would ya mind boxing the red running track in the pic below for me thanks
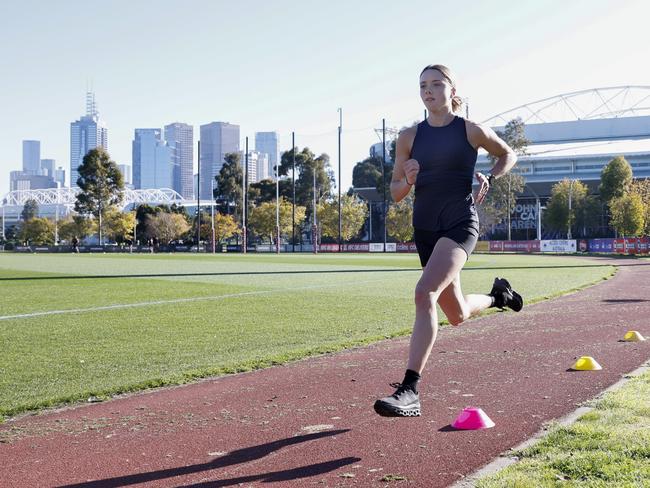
[1,257,649,487]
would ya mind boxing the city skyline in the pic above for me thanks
[2,0,650,196]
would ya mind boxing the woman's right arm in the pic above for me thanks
[390,128,417,203]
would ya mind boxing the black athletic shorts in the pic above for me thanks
[414,220,479,267]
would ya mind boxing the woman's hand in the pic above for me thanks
[473,172,490,204]
[404,159,420,186]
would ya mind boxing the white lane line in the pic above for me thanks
[0,278,391,322]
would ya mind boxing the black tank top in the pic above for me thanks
[410,116,478,231]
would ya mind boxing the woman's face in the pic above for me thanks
[420,69,455,112]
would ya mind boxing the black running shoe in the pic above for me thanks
[490,277,524,312]
[373,382,421,417]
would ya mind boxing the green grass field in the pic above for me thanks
[0,252,614,421]
[477,368,650,487]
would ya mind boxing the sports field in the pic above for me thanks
[0,252,614,421]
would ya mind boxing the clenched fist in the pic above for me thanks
[404,159,420,186]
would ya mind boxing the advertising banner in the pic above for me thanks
[540,240,577,253]
[587,238,614,253]
[489,241,504,252]
[396,242,417,252]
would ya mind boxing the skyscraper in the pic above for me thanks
[132,129,172,189]
[22,140,41,174]
[164,123,194,199]
[70,92,108,187]
[239,150,269,184]
[118,164,132,186]
[54,167,66,187]
[255,132,279,180]
[199,122,240,200]
[40,159,56,177]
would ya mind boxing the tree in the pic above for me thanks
[629,179,650,235]
[599,156,633,206]
[387,193,414,242]
[74,148,124,245]
[248,199,306,244]
[21,198,39,221]
[249,202,280,244]
[103,208,136,244]
[609,193,644,237]
[352,156,382,188]
[213,212,240,245]
[278,147,334,215]
[317,195,368,241]
[19,218,55,245]
[215,152,243,218]
[249,178,294,205]
[483,118,529,238]
[145,213,191,244]
[543,179,596,238]
[58,215,96,242]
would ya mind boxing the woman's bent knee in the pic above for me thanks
[414,285,437,309]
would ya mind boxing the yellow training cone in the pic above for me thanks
[623,330,646,342]
[571,356,602,371]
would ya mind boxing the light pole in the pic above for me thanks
[275,163,280,254]
[196,140,201,252]
[337,108,342,251]
[507,175,511,241]
[382,118,387,252]
[568,179,575,239]
[54,187,59,245]
[292,132,296,253]
[312,165,318,254]
[211,179,215,254]
[242,139,248,254]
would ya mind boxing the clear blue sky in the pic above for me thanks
[1,0,649,195]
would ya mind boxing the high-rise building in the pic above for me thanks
[40,159,56,177]
[164,123,194,199]
[240,150,258,184]
[70,92,108,187]
[54,167,66,187]
[255,132,279,180]
[22,140,41,174]
[132,129,172,189]
[199,122,239,200]
[256,152,270,182]
[118,164,132,186]
[10,171,57,191]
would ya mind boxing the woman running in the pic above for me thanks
[374,64,523,417]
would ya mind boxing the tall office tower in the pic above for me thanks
[256,152,270,182]
[132,129,172,189]
[40,159,56,177]
[118,164,132,185]
[22,140,41,174]
[164,122,194,199]
[70,91,108,187]
[255,131,279,179]
[199,122,239,200]
[54,167,66,187]
[239,150,259,184]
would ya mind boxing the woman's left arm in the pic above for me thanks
[468,122,517,179]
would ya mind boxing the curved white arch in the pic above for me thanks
[483,86,650,126]
[2,188,187,208]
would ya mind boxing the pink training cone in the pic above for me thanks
[451,407,495,430]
